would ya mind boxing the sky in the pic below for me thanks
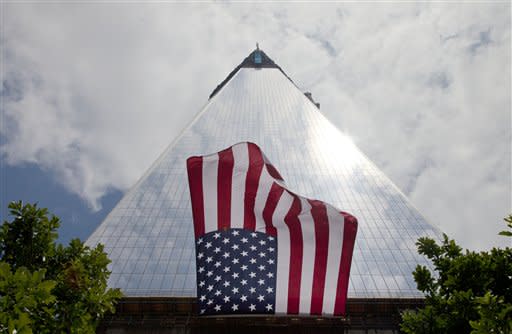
[1,2,510,251]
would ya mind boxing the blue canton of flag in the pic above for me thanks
[196,229,277,315]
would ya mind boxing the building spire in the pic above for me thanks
[256,42,259,50]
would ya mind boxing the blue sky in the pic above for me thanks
[0,163,121,244]
[1,3,510,249]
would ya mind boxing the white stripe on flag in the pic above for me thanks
[230,143,249,229]
[298,199,315,314]
[202,153,219,234]
[254,168,275,233]
[322,205,345,315]
[273,190,295,314]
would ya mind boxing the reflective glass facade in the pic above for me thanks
[86,66,443,298]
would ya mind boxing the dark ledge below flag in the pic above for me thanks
[97,297,424,333]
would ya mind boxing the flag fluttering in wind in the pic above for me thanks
[186,142,357,316]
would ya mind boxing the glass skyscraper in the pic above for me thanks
[88,48,443,332]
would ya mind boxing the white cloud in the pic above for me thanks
[1,3,510,249]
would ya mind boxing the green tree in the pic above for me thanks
[0,201,122,334]
[400,215,512,334]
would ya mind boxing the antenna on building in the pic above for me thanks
[256,42,259,50]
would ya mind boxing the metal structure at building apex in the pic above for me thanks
[87,47,443,333]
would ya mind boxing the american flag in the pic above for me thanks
[187,142,357,316]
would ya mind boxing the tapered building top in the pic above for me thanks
[209,47,293,99]
[86,48,442,299]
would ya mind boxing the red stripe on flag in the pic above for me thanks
[333,212,358,315]
[262,183,283,237]
[244,143,264,231]
[217,148,234,231]
[265,163,284,181]
[285,194,303,314]
[309,200,329,315]
[186,156,205,238]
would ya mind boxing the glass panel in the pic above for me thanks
[254,51,262,64]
